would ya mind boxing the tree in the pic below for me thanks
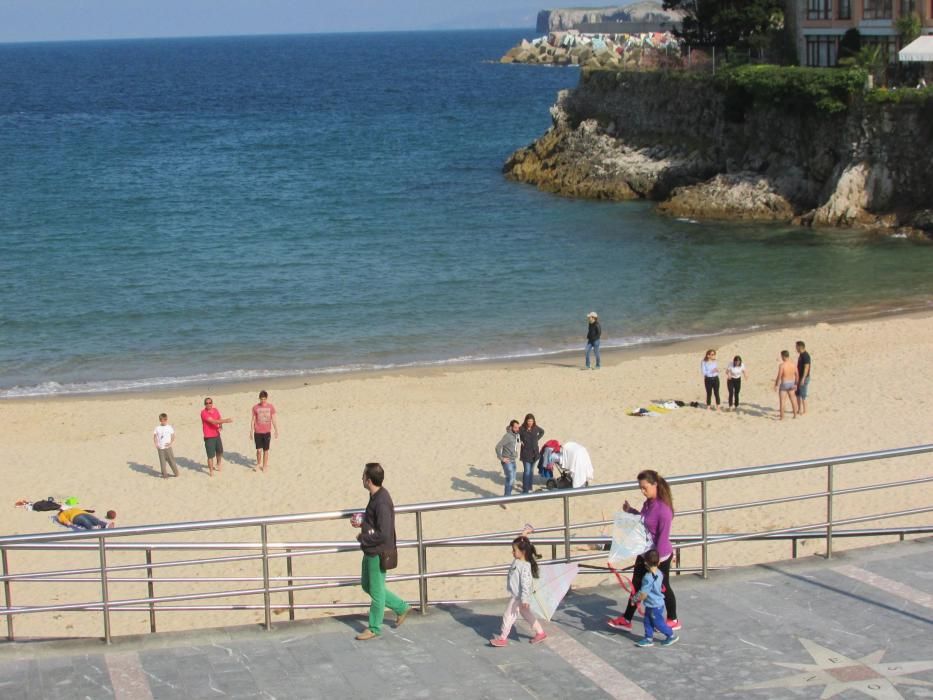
[839,28,861,62]
[895,13,922,47]
[663,0,785,50]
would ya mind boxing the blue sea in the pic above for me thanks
[1,30,931,398]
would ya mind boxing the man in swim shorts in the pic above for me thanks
[773,350,799,420]
[796,341,811,415]
[250,390,279,472]
[201,397,233,477]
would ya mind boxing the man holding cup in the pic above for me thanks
[351,462,410,640]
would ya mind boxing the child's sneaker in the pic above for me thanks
[635,638,654,648]
[666,618,682,631]
[489,637,508,647]
[530,631,548,644]
[607,616,632,631]
[660,634,680,647]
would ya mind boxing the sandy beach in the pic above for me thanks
[2,311,932,639]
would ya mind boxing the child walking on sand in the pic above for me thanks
[490,535,547,647]
[634,549,680,648]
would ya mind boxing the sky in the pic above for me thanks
[0,0,548,43]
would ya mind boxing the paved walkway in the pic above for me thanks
[1,538,931,699]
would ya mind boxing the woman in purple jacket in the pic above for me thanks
[608,469,681,632]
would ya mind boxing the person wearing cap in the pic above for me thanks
[585,312,601,370]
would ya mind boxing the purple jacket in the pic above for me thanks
[640,498,674,559]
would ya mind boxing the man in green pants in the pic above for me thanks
[352,462,411,640]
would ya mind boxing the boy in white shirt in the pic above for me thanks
[153,413,179,478]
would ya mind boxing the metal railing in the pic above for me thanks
[1,444,931,643]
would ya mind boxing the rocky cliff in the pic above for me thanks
[536,3,681,33]
[504,70,933,236]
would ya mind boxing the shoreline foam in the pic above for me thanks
[3,300,930,400]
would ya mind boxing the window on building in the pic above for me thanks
[900,0,917,15]
[806,36,838,66]
[839,0,852,18]
[807,0,832,19]
[863,35,898,63]
[863,0,893,18]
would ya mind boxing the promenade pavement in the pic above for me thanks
[0,537,931,699]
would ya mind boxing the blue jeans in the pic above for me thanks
[521,461,535,493]
[501,460,516,496]
[585,340,601,368]
[643,606,673,640]
[72,513,107,530]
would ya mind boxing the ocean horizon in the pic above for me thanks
[2,30,932,398]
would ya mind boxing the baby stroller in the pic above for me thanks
[544,441,593,490]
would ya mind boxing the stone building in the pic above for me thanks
[789,0,933,66]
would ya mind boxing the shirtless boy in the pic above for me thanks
[773,350,799,420]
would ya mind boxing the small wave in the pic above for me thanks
[0,328,741,399]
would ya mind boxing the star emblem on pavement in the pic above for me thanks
[737,638,933,699]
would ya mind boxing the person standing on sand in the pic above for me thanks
[774,351,799,420]
[796,341,811,415]
[201,397,233,477]
[585,312,601,370]
[153,412,179,478]
[701,349,721,410]
[518,413,545,494]
[495,420,522,496]
[726,356,748,411]
[249,390,279,472]
[351,462,410,641]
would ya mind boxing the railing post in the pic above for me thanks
[286,548,295,621]
[826,464,835,559]
[98,535,112,644]
[701,481,709,579]
[260,524,272,631]
[416,512,427,615]
[792,538,798,559]
[2,547,13,641]
[145,548,156,634]
[674,547,681,576]
[563,495,571,561]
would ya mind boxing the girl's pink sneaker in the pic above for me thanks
[530,631,548,644]
[489,637,508,647]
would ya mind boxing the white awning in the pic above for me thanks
[899,35,933,62]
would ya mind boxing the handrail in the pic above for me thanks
[2,444,929,546]
[0,443,930,643]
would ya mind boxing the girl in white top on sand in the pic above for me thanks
[726,356,748,411]
[489,534,547,647]
[700,349,721,410]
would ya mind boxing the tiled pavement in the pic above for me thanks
[1,537,930,699]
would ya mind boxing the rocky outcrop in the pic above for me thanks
[500,32,681,69]
[504,70,933,235]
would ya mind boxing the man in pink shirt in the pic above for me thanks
[249,390,279,472]
[201,397,233,477]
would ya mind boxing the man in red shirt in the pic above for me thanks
[201,397,233,477]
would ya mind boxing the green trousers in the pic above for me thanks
[361,553,408,634]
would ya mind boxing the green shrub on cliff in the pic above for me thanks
[865,85,933,105]
[718,64,867,117]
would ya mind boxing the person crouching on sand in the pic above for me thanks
[773,350,799,420]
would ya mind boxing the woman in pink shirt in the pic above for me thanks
[608,469,680,632]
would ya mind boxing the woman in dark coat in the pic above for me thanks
[518,413,545,494]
